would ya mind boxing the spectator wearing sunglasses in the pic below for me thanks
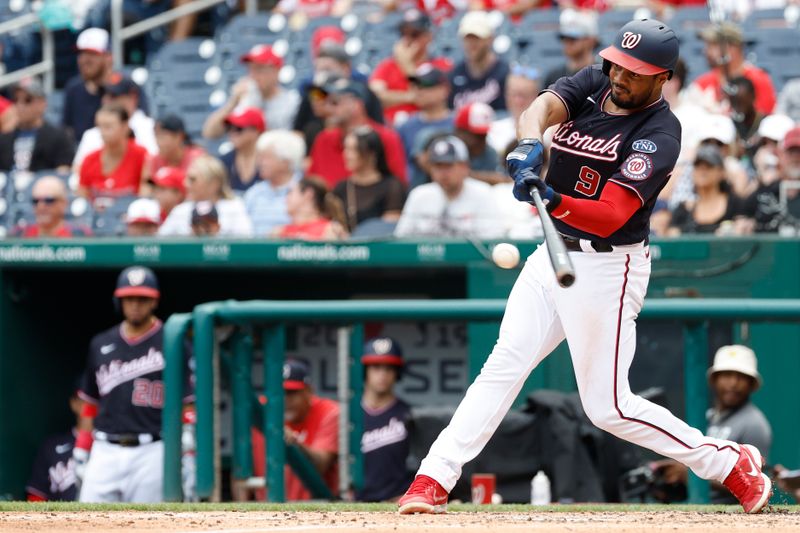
[541,10,598,90]
[448,12,510,112]
[220,107,266,192]
[369,10,452,126]
[11,176,91,238]
[0,78,75,173]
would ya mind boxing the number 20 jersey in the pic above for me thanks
[79,320,166,436]
[543,65,681,245]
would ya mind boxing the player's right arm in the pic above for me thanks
[516,92,569,142]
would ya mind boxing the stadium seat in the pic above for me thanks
[668,6,711,34]
[147,38,211,72]
[520,8,562,33]
[598,9,637,36]
[743,8,795,30]
[92,196,136,237]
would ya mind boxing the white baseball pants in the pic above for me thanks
[79,440,164,502]
[419,243,740,492]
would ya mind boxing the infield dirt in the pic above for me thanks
[2,510,800,532]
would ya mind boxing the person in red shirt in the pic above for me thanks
[369,10,452,125]
[78,104,148,199]
[149,166,186,222]
[145,114,204,185]
[309,79,408,188]
[691,22,777,116]
[274,177,348,240]
[251,359,340,501]
[11,175,91,238]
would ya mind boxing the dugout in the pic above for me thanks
[0,236,799,500]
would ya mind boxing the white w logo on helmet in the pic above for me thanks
[620,32,642,49]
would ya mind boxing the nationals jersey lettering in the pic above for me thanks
[543,65,681,244]
[357,399,413,502]
[26,431,78,501]
[80,321,166,435]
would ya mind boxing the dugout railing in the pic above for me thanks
[162,298,800,505]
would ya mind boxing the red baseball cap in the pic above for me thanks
[149,166,186,194]
[225,107,267,132]
[455,102,495,135]
[312,26,346,57]
[783,126,800,150]
[240,44,283,67]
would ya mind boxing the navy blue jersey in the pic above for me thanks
[544,65,681,245]
[449,59,510,111]
[357,398,413,502]
[26,430,78,501]
[80,320,170,435]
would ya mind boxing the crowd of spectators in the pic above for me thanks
[2,3,800,241]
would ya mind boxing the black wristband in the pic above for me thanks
[545,192,562,213]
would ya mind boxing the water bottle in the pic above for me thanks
[530,470,551,505]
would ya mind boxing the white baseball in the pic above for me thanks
[492,243,520,269]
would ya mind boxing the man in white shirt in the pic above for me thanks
[73,74,157,170]
[487,65,539,156]
[395,135,505,238]
[202,44,300,138]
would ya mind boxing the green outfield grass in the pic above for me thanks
[1,502,799,513]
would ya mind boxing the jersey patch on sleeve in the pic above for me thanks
[632,139,657,153]
[621,153,654,180]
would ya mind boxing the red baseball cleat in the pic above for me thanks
[398,475,449,514]
[723,444,772,514]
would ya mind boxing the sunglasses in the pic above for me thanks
[15,96,34,105]
[402,31,424,40]
[309,88,328,102]
[226,124,246,133]
[32,196,59,205]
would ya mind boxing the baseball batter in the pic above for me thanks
[399,20,771,515]
[73,266,193,502]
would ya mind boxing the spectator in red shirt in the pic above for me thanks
[251,360,340,501]
[11,176,91,238]
[78,104,148,200]
[309,79,408,188]
[145,114,204,185]
[274,177,348,240]
[369,10,452,125]
[148,166,186,221]
[691,22,777,116]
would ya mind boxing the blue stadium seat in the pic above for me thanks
[598,9,637,36]
[668,6,711,34]
[147,38,211,72]
[743,8,794,30]
[92,195,136,237]
[520,8,561,33]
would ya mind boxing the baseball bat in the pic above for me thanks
[529,186,576,288]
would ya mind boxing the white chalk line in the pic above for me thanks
[173,523,531,533]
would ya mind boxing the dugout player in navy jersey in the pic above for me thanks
[400,20,772,516]
[357,337,413,502]
[26,385,83,501]
[73,266,193,502]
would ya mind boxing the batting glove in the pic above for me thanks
[506,138,544,181]
[512,168,562,209]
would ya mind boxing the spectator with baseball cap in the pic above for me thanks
[0,78,75,173]
[397,64,454,188]
[746,126,800,232]
[11,175,91,238]
[692,21,776,116]
[74,73,157,171]
[203,44,300,139]
[749,114,795,184]
[308,78,407,188]
[220,107,266,192]
[666,145,752,236]
[541,9,598,90]
[453,102,505,184]
[395,135,504,238]
[293,43,385,148]
[369,10,452,125]
[652,345,771,504]
[190,201,221,237]
[146,114,205,182]
[357,337,413,502]
[62,28,151,144]
[448,11,509,112]
[250,359,340,501]
[159,154,253,236]
[487,64,539,156]
[149,166,186,221]
[126,198,161,236]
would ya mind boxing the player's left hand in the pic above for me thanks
[512,168,560,207]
